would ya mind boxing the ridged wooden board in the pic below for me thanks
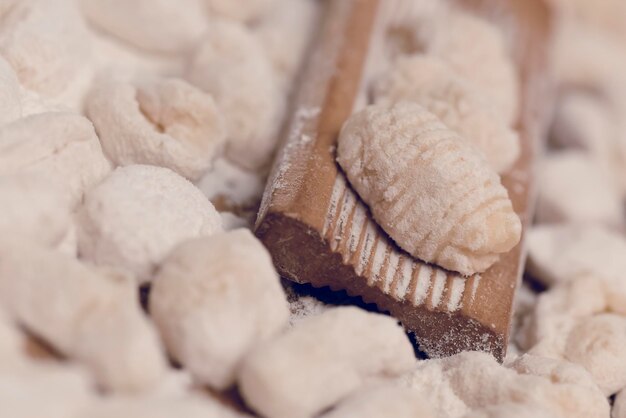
[256,0,552,361]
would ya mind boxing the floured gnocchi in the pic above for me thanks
[185,20,283,171]
[79,0,209,54]
[0,0,92,98]
[0,112,111,204]
[373,55,520,173]
[86,77,226,180]
[76,165,222,282]
[337,101,521,275]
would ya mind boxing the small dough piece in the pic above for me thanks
[337,101,521,275]
[526,224,625,286]
[0,175,72,248]
[551,13,626,93]
[86,78,226,180]
[518,276,607,353]
[0,242,167,393]
[0,363,94,418]
[0,0,91,98]
[526,224,626,313]
[253,0,320,91]
[536,151,622,227]
[206,0,279,23]
[510,353,606,393]
[421,12,519,124]
[150,230,289,389]
[562,314,626,396]
[18,86,68,117]
[550,91,617,162]
[196,158,266,211]
[185,20,283,171]
[83,395,250,418]
[87,26,186,83]
[219,212,250,230]
[404,351,609,418]
[0,112,111,204]
[0,56,21,126]
[462,403,555,418]
[319,385,435,418]
[238,307,415,418]
[79,0,209,54]
[373,55,520,173]
[381,1,449,63]
[76,165,222,282]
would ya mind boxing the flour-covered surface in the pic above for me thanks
[1,0,626,417]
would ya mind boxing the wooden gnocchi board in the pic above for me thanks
[256,0,552,361]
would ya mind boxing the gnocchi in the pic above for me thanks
[0,174,72,248]
[86,77,226,180]
[526,224,626,314]
[79,0,209,54]
[205,0,279,23]
[0,0,91,98]
[420,12,520,124]
[373,55,520,173]
[0,112,111,204]
[185,20,283,171]
[238,307,415,418]
[0,240,167,392]
[337,101,521,275]
[253,0,320,92]
[150,230,289,389]
[562,314,626,396]
[319,385,435,418]
[404,351,609,418]
[536,151,622,227]
[76,165,222,282]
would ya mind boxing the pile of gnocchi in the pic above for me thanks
[1,0,626,418]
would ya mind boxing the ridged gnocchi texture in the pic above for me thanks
[337,101,521,275]
[86,77,226,180]
[185,20,283,171]
[373,55,520,173]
